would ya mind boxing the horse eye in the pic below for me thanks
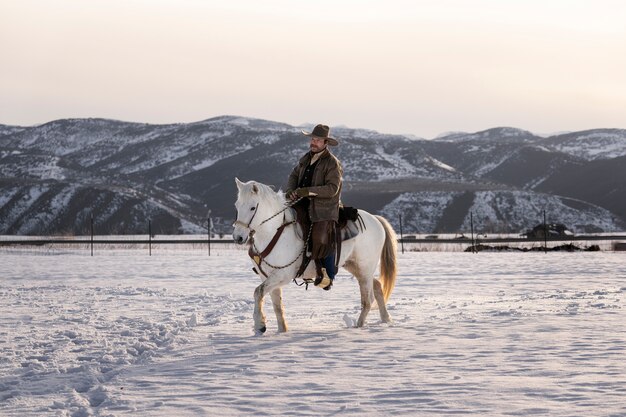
[250,207,256,211]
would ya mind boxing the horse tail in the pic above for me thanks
[375,215,397,303]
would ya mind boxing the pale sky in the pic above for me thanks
[1,0,625,138]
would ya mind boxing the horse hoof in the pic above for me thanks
[255,326,266,335]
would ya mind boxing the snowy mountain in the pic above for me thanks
[380,190,622,234]
[543,129,626,160]
[424,128,547,176]
[0,117,624,235]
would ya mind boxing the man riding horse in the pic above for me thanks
[285,124,343,290]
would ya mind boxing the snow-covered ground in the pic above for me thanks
[1,247,625,416]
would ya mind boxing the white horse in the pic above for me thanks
[232,178,397,334]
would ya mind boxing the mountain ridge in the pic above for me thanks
[1,116,624,235]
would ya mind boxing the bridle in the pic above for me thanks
[233,197,309,278]
[233,196,304,236]
[233,202,260,231]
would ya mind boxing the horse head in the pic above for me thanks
[232,178,283,245]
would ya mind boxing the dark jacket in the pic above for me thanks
[285,148,343,222]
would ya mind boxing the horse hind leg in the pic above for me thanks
[270,287,288,333]
[373,279,392,323]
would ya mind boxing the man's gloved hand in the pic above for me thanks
[289,188,309,201]
[295,188,310,198]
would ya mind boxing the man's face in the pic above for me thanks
[309,136,327,153]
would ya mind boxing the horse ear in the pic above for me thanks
[252,183,259,194]
[235,177,244,190]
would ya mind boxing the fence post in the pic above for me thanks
[149,219,152,256]
[470,211,475,253]
[399,213,404,254]
[208,215,211,257]
[90,214,94,256]
[543,209,547,254]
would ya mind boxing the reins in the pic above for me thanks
[257,197,304,228]
[237,196,309,278]
[251,220,313,279]
[234,197,304,232]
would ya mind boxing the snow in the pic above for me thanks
[1,185,49,232]
[427,156,456,172]
[549,131,626,160]
[179,219,207,234]
[0,187,20,208]
[433,131,468,139]
[470,150,510,176]
[48,186,78,216]
[466,191,624,234]
[381,192,458,232]
[434,128,534,143]
[372,146,420,179]
[228,117,251,126]
[2,247,624,416]
[380,190,624,235]
[0,155,67,180]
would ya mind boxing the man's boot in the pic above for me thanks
[314,253,336,290]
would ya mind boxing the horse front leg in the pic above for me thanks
[270,287,288,333]
[356,279,373,327]
[253,282,268,334]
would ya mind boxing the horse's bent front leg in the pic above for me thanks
[270,287,288,332]
[253,282,268,334]
[356,279,373,327]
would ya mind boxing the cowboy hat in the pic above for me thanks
[301,124,338,146]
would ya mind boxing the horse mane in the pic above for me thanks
[238,180,286,209]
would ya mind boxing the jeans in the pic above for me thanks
[321,252,336,280]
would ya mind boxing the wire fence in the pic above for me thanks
[1,233,625,255]
[1,208,625,254]
[392,209,626,253]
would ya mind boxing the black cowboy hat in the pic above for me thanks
[301,124,338,146]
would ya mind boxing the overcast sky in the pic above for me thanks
[1,0,625,138]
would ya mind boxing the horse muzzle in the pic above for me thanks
[232,227,249,245]
[233,234,248,245]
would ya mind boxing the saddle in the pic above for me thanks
[292,204,366,278]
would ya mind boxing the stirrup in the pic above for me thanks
[314,268,333,290]
[292,276,316,290]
